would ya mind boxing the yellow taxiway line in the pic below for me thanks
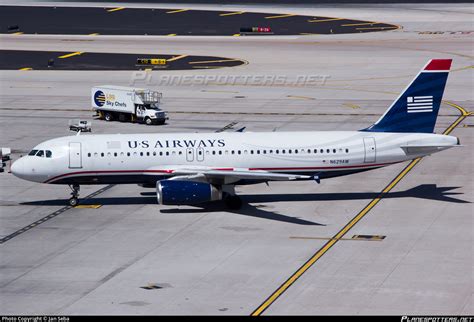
[307,18,343,23]
[356,26,398,30]
[107,7,125,13]
[220,11,245,16]
[166,9,189,14]
[265,14,296,19]
[167,54,188,62]
[58,51,84,59]
[286,95,315,100]
[343,103,361,109]
[189,59,241,64]
[342,22,377,27]
[251,101,469,316]
[19,67,32,71]
[74,205,102,209]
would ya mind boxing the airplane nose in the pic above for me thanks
[11,158,26,179]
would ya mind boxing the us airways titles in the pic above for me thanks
[128,139,226,149]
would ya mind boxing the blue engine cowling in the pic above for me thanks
[156,180,222,205]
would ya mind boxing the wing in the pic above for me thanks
[145,165,310,185]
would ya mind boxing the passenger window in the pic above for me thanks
[114,152,117,157]
[153,151,156,156]
[219,151,222,155]
[333,149,336,153]
[346,149,349,153]
[127,152,130,157]
[28,150,38,156]
[87,153,91,158]
[46,150,52,158]
[140,152,143,156]
[146,152,150,156]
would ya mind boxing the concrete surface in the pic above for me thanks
[0,2,472,315]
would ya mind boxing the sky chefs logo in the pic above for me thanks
[94,90,106,107]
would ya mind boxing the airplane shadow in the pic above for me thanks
[21,184,469,226]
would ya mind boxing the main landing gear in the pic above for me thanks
[222,185,242,210]
[68,184,80,207]
[224,195,242,210]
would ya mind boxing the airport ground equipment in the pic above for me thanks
[91,85,167,125]
[1,147,11,173]
[69,120,92,133]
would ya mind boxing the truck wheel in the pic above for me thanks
[104,112,113,122]
[145,117,153,125]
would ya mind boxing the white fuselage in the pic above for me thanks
[11,131,458,185]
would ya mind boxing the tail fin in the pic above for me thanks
[363,59,452,133]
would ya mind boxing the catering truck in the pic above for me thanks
[92,85,167,125]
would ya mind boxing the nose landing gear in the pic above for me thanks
[68,184,80,207]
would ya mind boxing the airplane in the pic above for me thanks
[11,59,460,209]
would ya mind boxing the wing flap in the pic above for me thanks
[145,166,310,182]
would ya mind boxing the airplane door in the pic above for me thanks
[363,137,376,163]
[69,142,82,168]
[196,148,204,162]
[186,148,194,162]
[136,105,146,118]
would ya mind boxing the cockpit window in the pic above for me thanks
[46,150,52,158]
[36,150,44,157]
[28,150,38,156]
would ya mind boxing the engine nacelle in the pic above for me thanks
[156,180,222,205]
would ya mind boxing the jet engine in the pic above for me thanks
[156,180,222,205]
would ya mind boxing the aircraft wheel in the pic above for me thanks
[69,197,79,207]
